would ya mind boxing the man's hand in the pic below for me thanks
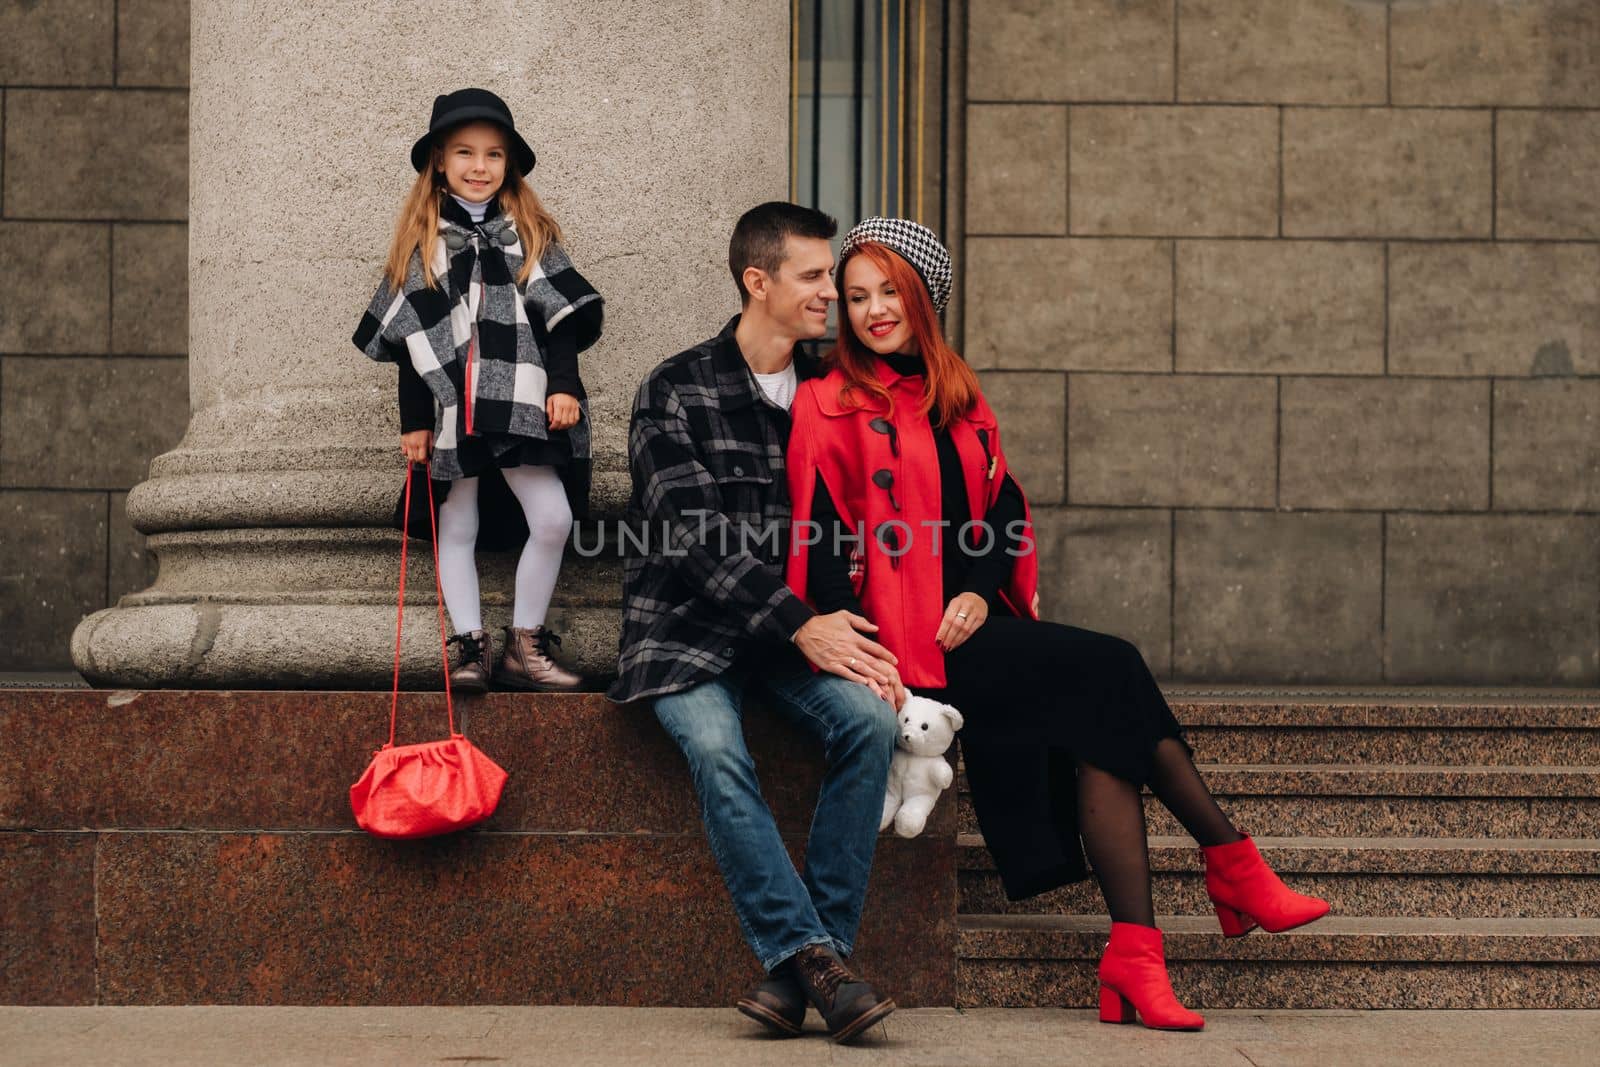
[794,611,906,709]
[401,429,433,463]
[547,393,581,431]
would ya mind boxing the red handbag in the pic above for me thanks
[350,463,507,838]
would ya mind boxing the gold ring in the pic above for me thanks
[956,612,969,619]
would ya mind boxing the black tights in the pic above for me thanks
[1076,738,1243,926]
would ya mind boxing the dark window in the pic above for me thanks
[791,0,950,234]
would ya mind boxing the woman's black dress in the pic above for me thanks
[806,354,1188,900]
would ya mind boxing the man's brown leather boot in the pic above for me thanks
[446,630,493,693]
[494,625,582,691]
[784,945,895,1044]
[735,971,807,1036]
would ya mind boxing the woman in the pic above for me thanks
[784,218,1328,1032]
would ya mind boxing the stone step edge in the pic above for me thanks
[1170,703,1600,728]
[11,688,1600,722]
[958,914,1600,963]
[955,834,1600,875]
[958,765,1600,799]
[1198,763,1600,774]
[1177,764,1600,799]
[1163,685,1600,703]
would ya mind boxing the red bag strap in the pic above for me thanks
[389,462,456,747]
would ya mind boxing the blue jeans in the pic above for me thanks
[653,654,897,972]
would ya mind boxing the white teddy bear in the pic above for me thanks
[880,694,964,838]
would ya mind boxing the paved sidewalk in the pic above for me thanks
[5,1007,1597,1066]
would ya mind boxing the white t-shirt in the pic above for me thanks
[752,363,798,411]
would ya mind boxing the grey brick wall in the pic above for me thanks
[964,0,1600,684]
[0,0,189,669]
[3,1,1595,686]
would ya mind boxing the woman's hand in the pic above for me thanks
[1032,591,1041,617]
[401,429,434,463]
[936,592,988,652]
[547,393,581,431]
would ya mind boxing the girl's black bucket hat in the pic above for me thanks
[411,88,536,175]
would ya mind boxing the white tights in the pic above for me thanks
[435,464,572,634]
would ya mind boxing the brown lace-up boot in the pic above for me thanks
[784,945,895,1044]
[446,630,493,693]
[494,625,583,691]
[736,971,807,1037]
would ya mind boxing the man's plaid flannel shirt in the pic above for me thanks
[607,316,820,704]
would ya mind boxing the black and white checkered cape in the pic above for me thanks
[353,203,603,480]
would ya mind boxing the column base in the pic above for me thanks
[73,598,621,690]
[71,526,623,689]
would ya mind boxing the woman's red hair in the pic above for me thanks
[829,241,980,426]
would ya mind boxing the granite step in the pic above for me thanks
[1185,725,1600,767]
[957,765,1600,838]
[9,687,1596,1008]
[957,834,1600,919]
[0,690,959,1007]
[1180,707,1600,766]
[957,914,1600,1009]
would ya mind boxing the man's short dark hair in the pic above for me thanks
[729,201,838,303]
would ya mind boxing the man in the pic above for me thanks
[608,202,905,1043]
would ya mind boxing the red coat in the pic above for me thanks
[785,362,1040,687]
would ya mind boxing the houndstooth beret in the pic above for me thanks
[838,216,953,313]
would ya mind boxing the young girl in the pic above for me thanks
[354,88,602,691]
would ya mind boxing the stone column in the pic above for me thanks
[73,0,788,687]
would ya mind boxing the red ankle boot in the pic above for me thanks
[1202,835,1330,937]
[1097,922,1204,1031]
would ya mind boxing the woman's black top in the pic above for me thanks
[807,352,1025,617]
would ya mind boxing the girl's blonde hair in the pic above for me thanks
[382,128,562,291]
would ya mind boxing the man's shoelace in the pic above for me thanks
[795,951,853,1000]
